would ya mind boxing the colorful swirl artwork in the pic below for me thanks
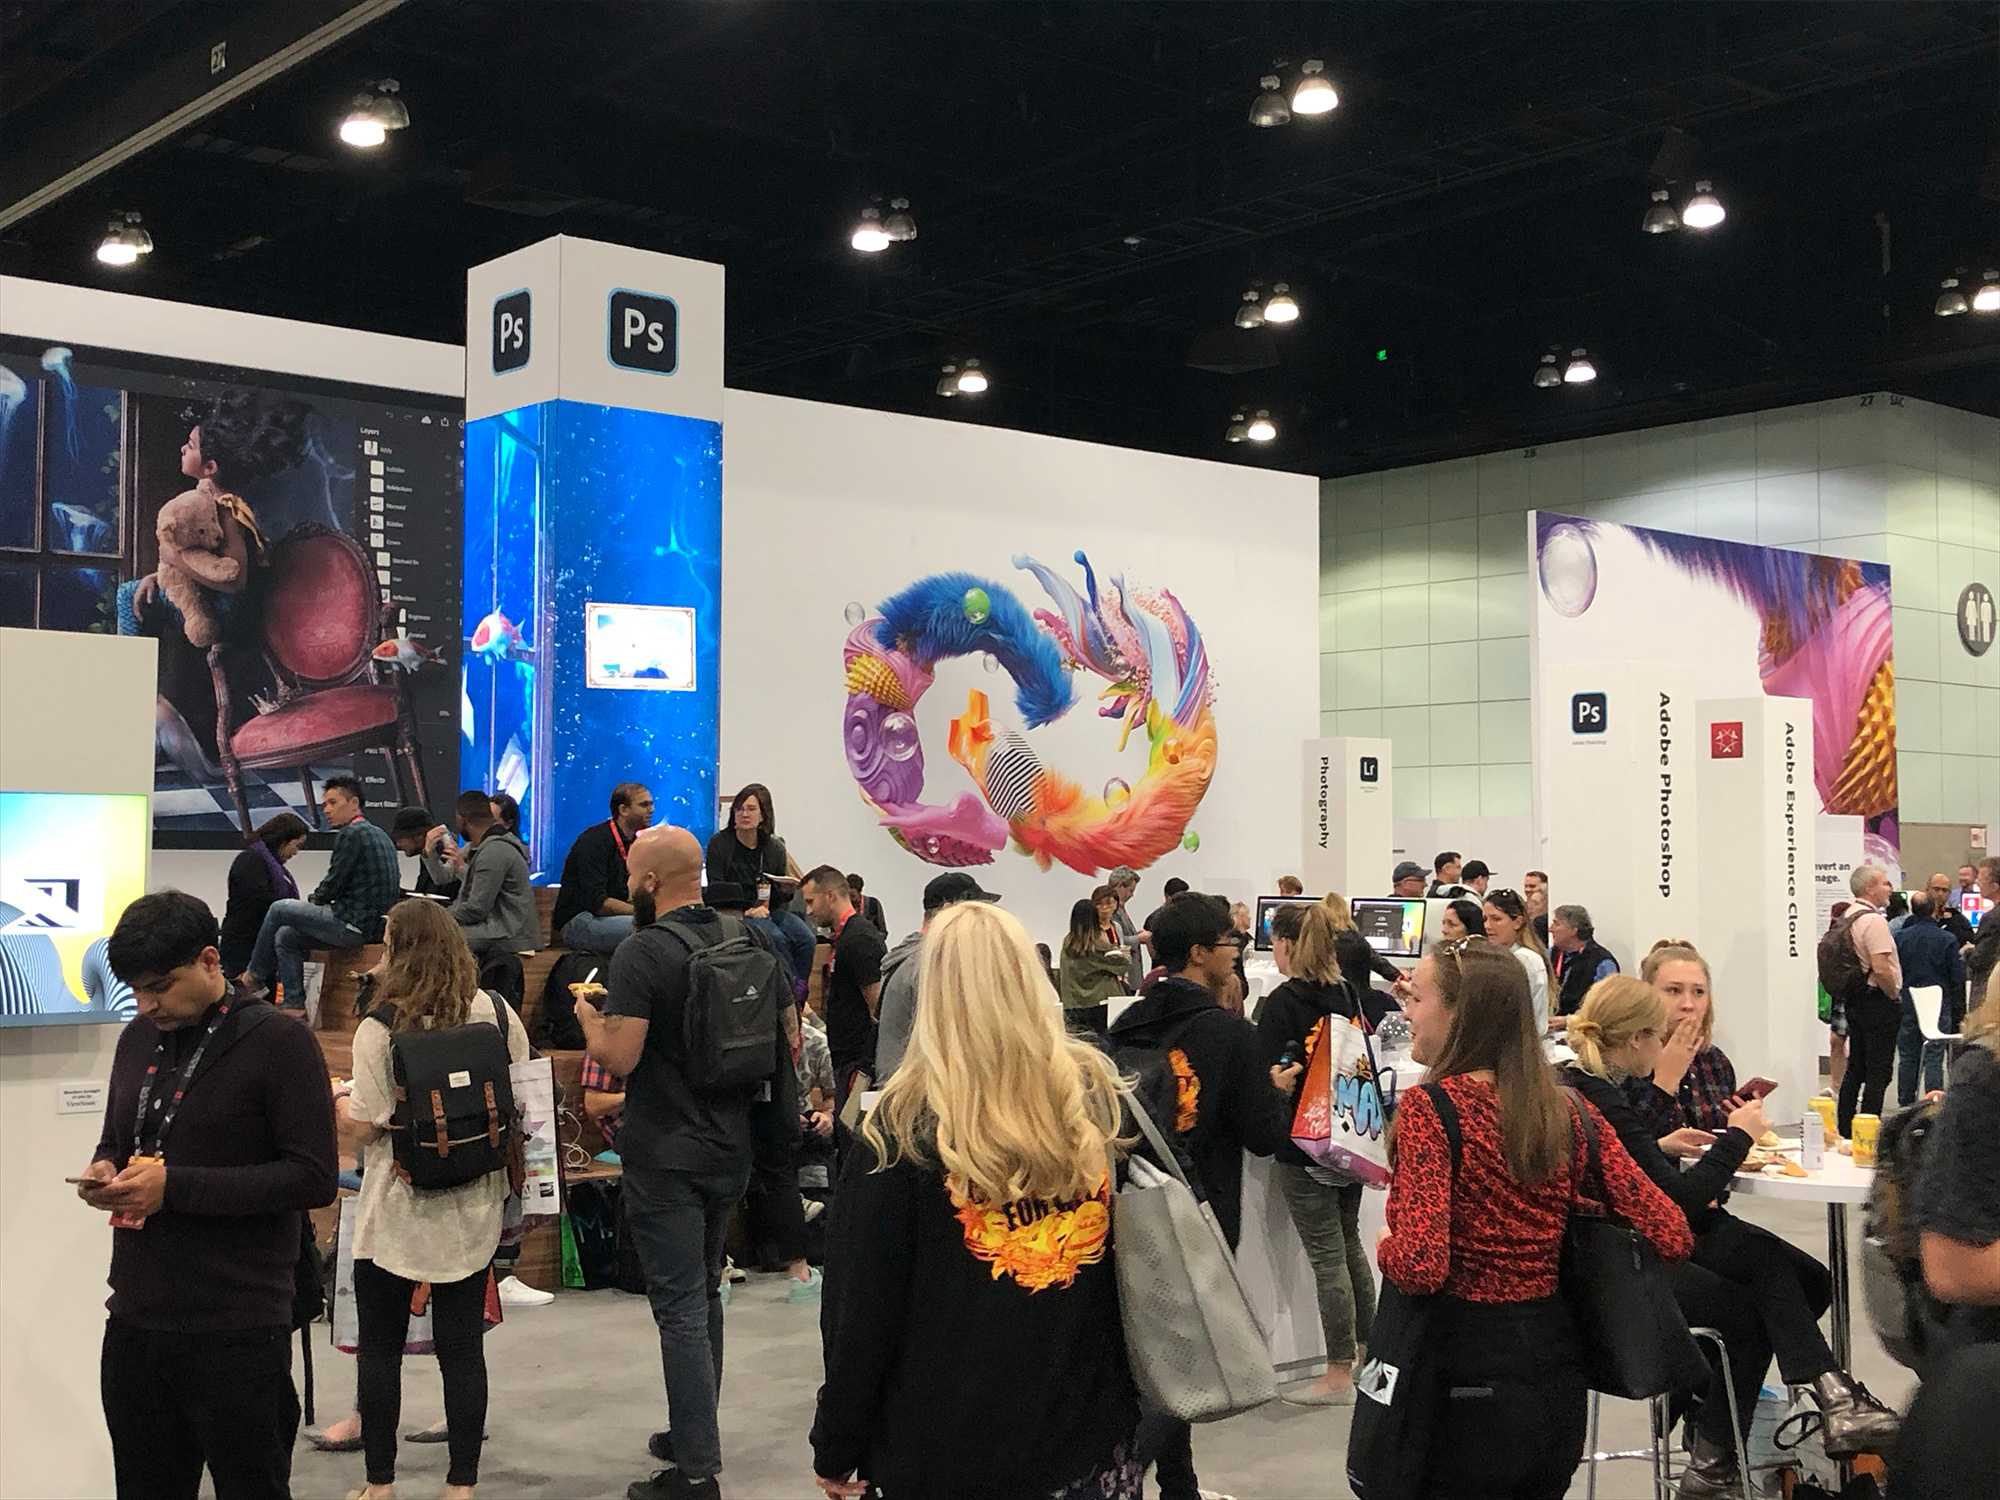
[841,552,1217,876]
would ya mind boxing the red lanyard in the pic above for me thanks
[608,819,629,861]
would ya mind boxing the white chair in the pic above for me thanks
[1911,983,1961,1088]
[1584,1327,1751,1500]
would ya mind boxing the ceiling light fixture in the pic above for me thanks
[1263,283,1299,323]
[1680,180,1724,230]
[1234,290,1266,329]
[338,79,408,149]
[1248,75,1291,128]
[1973,270,2000,314]
[936,363,960,397]
[1291,59,1338,115]
[1934,274,1969,317]
[851,208,890,253]
[1533,352,1563,388]
[95,212,154,267]
[1246,410,1277,442]
[954,358,988,395]
[1641,188,1680,234]
[1563,348,1597,384]
[1224,412,1250,443]
[882,198,917,243]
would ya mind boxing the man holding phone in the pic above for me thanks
[75,891,338,1500]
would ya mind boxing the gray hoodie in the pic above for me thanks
[871,931,926,1081]
[450,826,540,955]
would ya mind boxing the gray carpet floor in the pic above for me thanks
[286,1194,1914,1500]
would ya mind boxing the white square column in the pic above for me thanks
[1696,698,1818,1112]
[1300,738,1393,898]
[1541,662,1699,972]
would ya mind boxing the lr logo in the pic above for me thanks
[1572,692,1607,734]
[1358,756,1380,784]
[608,289,678,374]
[492,290,531,373]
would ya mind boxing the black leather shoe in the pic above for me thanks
[1811,1370,1901,1456]
[627,1471,718,1500]
[647,1431,674,1463]
[1676,1427,1743,1499]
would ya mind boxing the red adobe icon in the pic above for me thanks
[1710,721,1744,759]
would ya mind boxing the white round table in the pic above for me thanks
[1723,1151,1874,1371]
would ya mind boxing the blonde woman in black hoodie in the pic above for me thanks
[812,901,1141,1500]
[1257,901,1377,1405]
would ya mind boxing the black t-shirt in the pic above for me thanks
[703,828,788,895]
[553,820,629,931]
[604,905,756,1177]
[1916,1043,2000,1345]
[826,911,887,1081]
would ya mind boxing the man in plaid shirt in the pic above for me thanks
[578,1055,625,1149]
[242,775,401,1010]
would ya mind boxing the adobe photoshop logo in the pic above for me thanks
[608,290,678,374]
[1358,755,1380,784]
[1571,692,1607,734]
[492,290,531,374]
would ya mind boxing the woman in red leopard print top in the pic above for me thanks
[1374,940,1691,1499]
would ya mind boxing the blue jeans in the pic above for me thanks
[559,910,633,955]
[763,907,817,998]
[620,1162,750,1480]
[246,899,361,1008]
[1896,989,1947,1105]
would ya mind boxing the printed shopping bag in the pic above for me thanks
[1289,1013,1395,1185]
[500,1055,562,1246]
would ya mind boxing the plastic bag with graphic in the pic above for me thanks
[1289,1013,1395,1185]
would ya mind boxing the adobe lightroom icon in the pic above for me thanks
[1571,692,1607,734]
[1358,756,1379,784]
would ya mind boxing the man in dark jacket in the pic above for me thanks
[449,789,540,961]
[1896,893,1971,1103]
[1105,891,1297,1500]
[1965,859,2000,1007]
[1550,903,1620,1018]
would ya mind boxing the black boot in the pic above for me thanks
[1811,1370,1901,1457]
[1676,1426,1743,1499]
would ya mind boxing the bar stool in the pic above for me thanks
[1583,1328,1751,1500]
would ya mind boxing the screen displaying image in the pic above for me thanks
[1253,894,1320,951]
[1964,892,1990,930]
[1351,897,1427,957]
[585,601,695,691]
[0,790,146,1025]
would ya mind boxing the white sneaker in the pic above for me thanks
[1198,1491,1238,1500]
[496,1274,554,1306]
[724,1257,748,1283]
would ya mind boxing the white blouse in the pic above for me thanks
[1511,943,1551,1033]
[348,990,530,1284]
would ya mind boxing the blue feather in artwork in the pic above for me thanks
[873,571,1075,728]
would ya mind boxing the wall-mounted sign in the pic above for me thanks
[1958,582,1994,658]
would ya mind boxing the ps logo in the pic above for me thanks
[1358,756,1379,784]
[1572,692,1607,734]
[608,289,678,374]
[492,291,531,374]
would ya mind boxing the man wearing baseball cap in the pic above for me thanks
[1391,861,1427,899]
[872,872,1000,1081]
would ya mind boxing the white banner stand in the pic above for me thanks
[1300,737,1394,899]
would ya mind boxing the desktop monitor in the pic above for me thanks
[1253,895,1321,951]
[0,790,147,1025]
[1351,897,1427,958]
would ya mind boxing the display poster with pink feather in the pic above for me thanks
[1530,511,1898,872]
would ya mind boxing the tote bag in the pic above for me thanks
[1289,1012,1395,1186]
[501,1054,562,1246]
[1111,1104,1276,1422]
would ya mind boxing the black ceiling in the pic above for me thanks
[3,0,1996,477]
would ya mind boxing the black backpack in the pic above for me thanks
[376,993,520,1190]
[536,950,604,1051]
[1862,1093,1956,1374]
[1816,910,1870,1003]
[658,915,783,1091]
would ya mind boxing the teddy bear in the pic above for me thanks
[153,488,244,649]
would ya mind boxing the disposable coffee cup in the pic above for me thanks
[1851,1113,1880,1167]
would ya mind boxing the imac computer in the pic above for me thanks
[1350,897,1427,959]
[1253,895,1321,951]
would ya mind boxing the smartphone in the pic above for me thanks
[64,1175,101,1185]
[1279,1043,1302,1069]
[1738,1076,1780,1100]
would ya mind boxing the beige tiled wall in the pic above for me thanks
[1319,396,2000,829]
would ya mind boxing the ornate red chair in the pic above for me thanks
[208,524,427,833]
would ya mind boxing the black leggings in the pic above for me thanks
[354,1259,489,1488]
[1838,989,1900,1135]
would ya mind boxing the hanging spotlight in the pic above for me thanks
[338,80,408,148]
[883,198,917,243]
[1246,410,1277,442]
[1533,353,1563,388]
[954,358,988,394]
[1972,271,2000,314]
[1248,75,1291,128]
[95,212,154,267]
[1680,180,1724,230]
[1224,412,1250,443]
[851,208,891,253]
[936,363,960,397]
[1934,274,1970,317]
[1263,283,1300,323]
[1291,59,1338,115]
[1234,290,1266,329]
[1562,348,1597,384]
[1641,188,1680,234]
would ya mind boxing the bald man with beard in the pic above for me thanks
[576,825,792,1500]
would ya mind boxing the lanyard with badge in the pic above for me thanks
[114,997,234,1230]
